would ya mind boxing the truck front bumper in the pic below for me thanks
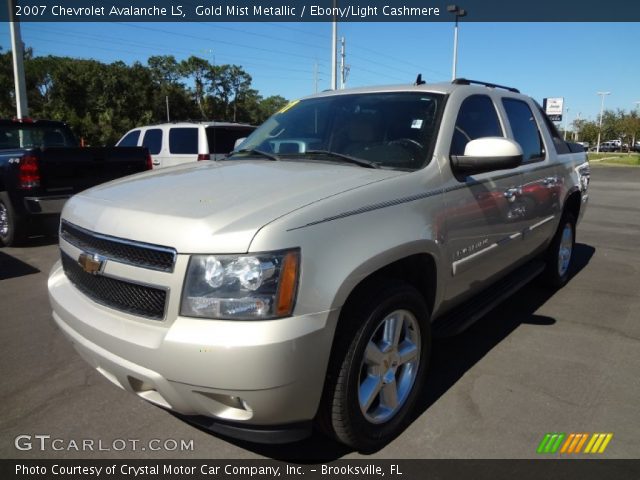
[48,261,338,442]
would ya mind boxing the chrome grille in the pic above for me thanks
[60,220,176,272]
[61,252,167,320]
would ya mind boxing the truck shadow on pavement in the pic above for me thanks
[192,243,595,462]
[0,251,40,280]
[0,235,58,280]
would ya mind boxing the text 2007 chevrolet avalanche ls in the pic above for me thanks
[48,79,589,451]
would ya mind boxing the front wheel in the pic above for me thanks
[320,283,430,452]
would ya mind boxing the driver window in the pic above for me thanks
[450,95,503,156]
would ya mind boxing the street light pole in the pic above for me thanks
[596,91,611,154]
[452,17,459,81]
[633,101,640,151]
[447,5,467,81]
[8,0,29,119]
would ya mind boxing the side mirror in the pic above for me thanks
[233,137,246,149]
[451,137,523,176]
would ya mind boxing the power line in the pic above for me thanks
[20,29,325,76]
[118,21,428,82]
[349,43,449,79]
[193,22,327,52]
[116,22,324,63]
[264,22,327,39]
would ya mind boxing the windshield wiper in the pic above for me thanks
[302,150,380,169]
[228,148,280,161]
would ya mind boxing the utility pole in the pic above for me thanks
[166,95,170,122]
[331,8,337,90]
[573,112,581,142]
[203,48,215,121]
[8,0,29,118]
[313,62,319,93]
[596,91,610,154]
[563,106,569,140]
[233,79,240,122]
[340,37,350,90]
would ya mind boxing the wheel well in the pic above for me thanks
[343,253,437,317]
[565,190,581,220]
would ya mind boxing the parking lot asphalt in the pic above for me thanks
[1,166,638,460]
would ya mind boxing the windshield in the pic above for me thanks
[231,92,443,171]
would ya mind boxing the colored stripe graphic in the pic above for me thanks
[560,433,575,453]
[584,434,598,453]
[537,433,566,453]
[537,433,553,453]
[575,433,589,453]
[550,433,565,453]
[540,433,613,454]
[585,433,614,454]
[598,434,614,453]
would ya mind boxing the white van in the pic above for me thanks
[116,122,255,169]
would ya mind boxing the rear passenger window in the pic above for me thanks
[450,95,503,156]
[169,128,198,154]
[142,129,162,155]
[118,130,140,147]
[502,99,544,162]
[536,103,570,154]
[206,127,256,154]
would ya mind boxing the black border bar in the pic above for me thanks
[3,0,640,22]
[4,459,640,480]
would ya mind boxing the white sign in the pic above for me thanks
[544,97,564,116]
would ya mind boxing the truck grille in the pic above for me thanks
[60,220,176,272]
[61,252,167,320]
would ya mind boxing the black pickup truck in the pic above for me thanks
[0,118,151,246]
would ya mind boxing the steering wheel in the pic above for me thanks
[387,138,426,159]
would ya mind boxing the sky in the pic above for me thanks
[1,20,639,125]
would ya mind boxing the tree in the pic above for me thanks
[257,95,288,122]
[0,46,287,143]
[180,56,211,119]
[147,55,195,122]
[147,55,182,86]
[577,121,600,146]
[618,111,640,149]
[208,64,253,121]
[0,47,15,117]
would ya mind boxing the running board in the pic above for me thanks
[433,260,546,338]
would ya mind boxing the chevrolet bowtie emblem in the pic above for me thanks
[78,252,104,275]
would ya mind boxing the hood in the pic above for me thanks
[62,160,403,253]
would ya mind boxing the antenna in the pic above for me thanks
[415,74,426,86]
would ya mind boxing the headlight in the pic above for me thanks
[180,249,300,320]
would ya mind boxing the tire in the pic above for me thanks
[319,282,431,452]
[0,194,26,247]
[543,211,576,288]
